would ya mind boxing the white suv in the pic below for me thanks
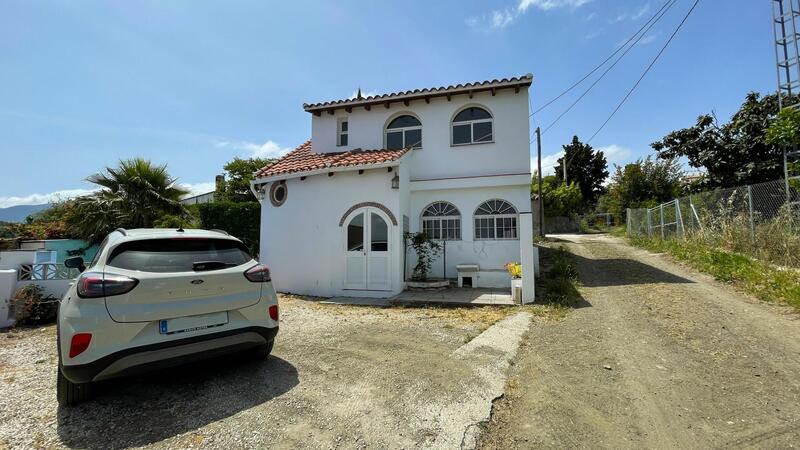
[57,228,279,406]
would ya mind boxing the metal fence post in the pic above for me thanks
[688,194,694,231]
[747,184,755,240]
[660,203,665,239]
[626,208,631,235]
[647,208,652,237]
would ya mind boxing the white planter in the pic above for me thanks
[511,278,523,303]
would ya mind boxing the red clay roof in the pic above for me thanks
[254,140,409,178]
[303,74,533,112]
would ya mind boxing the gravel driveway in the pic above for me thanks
[0,295,534,449]
[480,234,800,449]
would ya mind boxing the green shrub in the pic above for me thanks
[629,235,800,311]
[11,285,58,325]
[196,202,261,255]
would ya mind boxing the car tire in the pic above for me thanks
[250,339,274,360]
[56,366,93,406]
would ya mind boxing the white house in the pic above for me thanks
[251,75,536,302]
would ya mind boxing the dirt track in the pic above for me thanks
[481,234,800,449]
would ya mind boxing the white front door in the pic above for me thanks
[344,208,392,291]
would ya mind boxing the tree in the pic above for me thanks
[652,92,795,188]
[64,159,188,242]
[532,174,584,217]
[599,157,684,218]
[553,136,608,209]
[216,157,276,202]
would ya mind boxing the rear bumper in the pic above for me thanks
[60,326,278,383]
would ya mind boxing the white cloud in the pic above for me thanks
[631,3,650,20]
[610,2,650,23]
[531,151,564,177]
[518,0,593,12]
[638,32,659,45]
[530,144,632,178]
[596,144,633,166]
[0,188,95,208]
[216,140,293,159]
[178,182,216,197]
[468,0,591,31]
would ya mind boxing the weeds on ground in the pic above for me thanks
[629,235,800,312]
[537,245,582,308]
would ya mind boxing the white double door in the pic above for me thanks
[344,208,391,291]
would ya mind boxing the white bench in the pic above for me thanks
[456,264,480,288]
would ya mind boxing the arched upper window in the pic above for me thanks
[452,106,493,145]
[474,199,517,240]
[421,201,461,240]
[386,115,422,150]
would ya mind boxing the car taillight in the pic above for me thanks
[244,264,271,282]
[269,304,279,321]
[69,333,92,358]
[76,272,139,298]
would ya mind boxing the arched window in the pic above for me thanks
[386,115,422,150]
[474,199,517,240]
[421,201,461,240]
[452,106,493,145]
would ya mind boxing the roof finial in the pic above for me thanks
[357,87,363,99]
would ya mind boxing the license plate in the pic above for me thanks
[159,311,228,335]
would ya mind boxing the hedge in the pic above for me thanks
[196,201,261,255]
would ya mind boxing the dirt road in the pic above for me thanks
[481,234,800,449]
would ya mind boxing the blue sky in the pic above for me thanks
[0,0,774,207]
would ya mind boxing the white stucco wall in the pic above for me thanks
[407,181,530,288]
[310,88,530,181]
[260,167,405,298]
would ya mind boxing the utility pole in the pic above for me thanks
[536,127,544,237]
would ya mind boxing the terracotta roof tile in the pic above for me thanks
[303,74,533,111]
[255,140,409,178]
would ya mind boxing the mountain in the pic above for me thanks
[0,204,51,223]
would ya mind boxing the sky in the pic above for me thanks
[0,0,776,207]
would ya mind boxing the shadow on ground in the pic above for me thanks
[569,253,694,287]
[56,353,298,449]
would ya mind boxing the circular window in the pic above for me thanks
[269,182,287,207]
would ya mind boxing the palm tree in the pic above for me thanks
[87,158,188,228]
[67,158,189,242]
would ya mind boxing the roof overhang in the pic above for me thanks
[303,74,533,116]
[251,151,410,186]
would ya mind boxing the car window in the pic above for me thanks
[107,238,252,273]
[88,236,109,269]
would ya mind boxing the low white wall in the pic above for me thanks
[0,251,36,270]
[0,270,16,328]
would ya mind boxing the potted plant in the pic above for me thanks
[505,262,523,302]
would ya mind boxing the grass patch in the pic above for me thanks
[629,235,800,311]
[537,245,583,309]
[609,225,627,238]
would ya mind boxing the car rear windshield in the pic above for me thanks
[107,238,252,273]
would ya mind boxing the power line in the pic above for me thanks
[541,0,678,135]
[588,0,702,144]
[530,0,676,117]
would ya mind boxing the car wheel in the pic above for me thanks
[56,366,93,406]
[250,339,274,360]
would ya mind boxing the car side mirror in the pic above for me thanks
[64,256,86,272]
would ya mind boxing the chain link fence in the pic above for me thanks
[627,179,800,267]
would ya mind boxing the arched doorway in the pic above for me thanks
[343,207,391,291]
